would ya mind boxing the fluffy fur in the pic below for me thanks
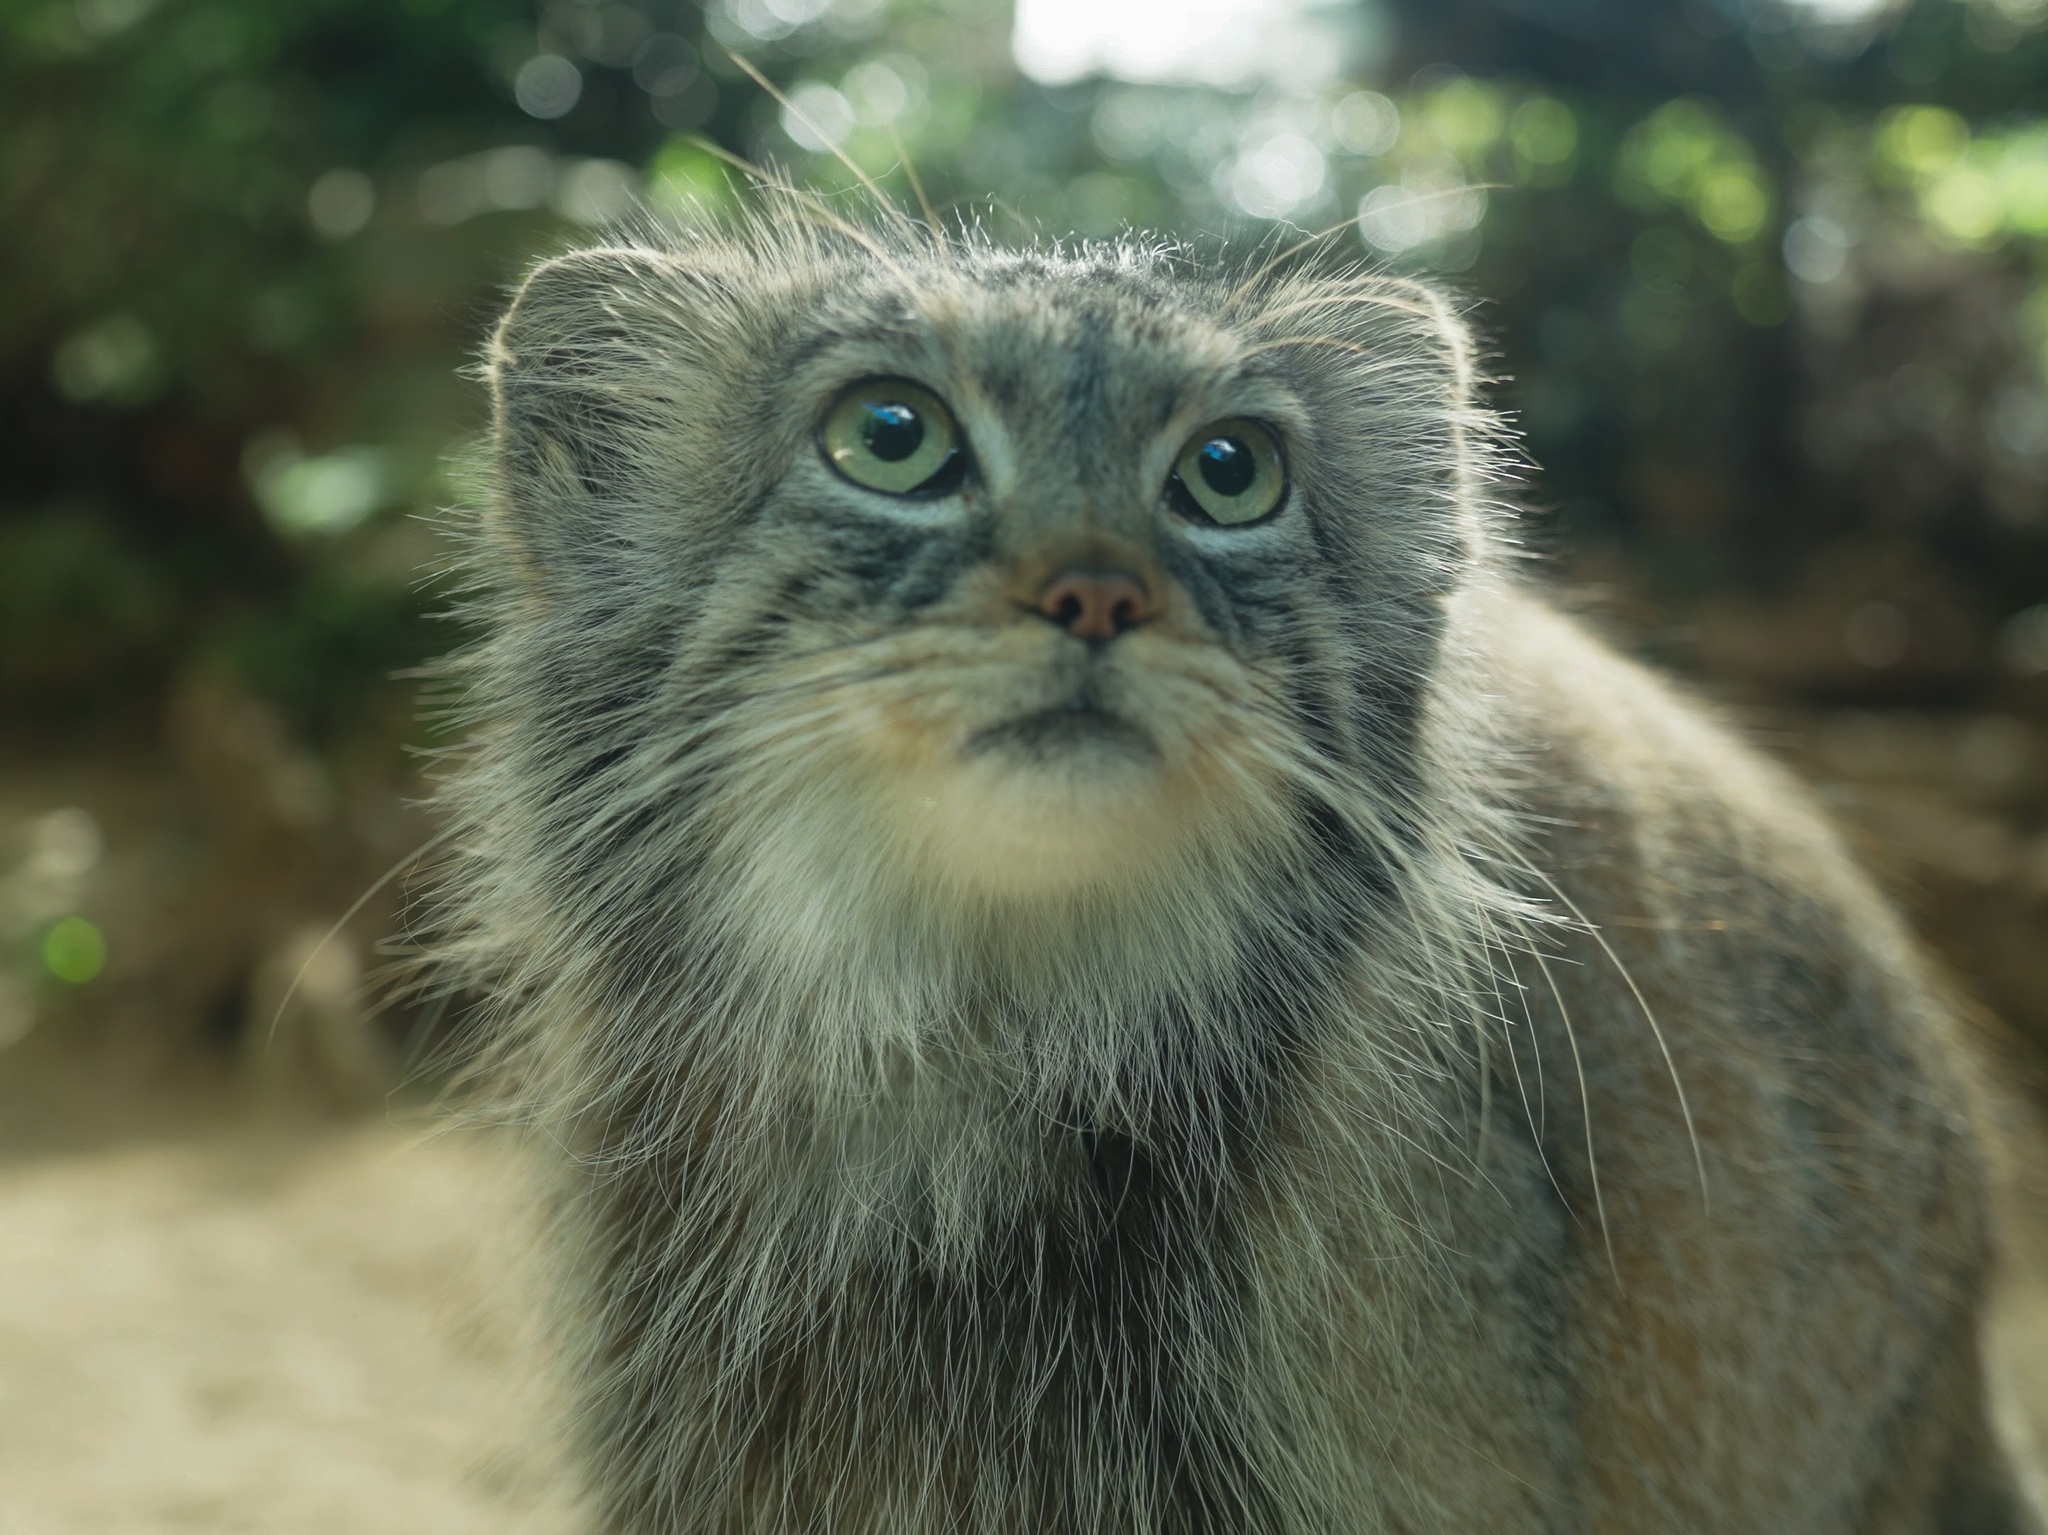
[429,204,2043,1534]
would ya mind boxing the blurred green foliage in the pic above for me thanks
[5,0,2047,741]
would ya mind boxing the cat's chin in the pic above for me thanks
[875,755,1156,899]
[960,703,1158,767]
[789,659,1296,900]
[868,722,1284,901]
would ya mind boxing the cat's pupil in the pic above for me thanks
[1197,437,1255,497]
[862,402,924,462]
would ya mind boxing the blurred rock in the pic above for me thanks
[1692,539,1993,697]
[243,924,395,1109]
[0,664,435,1079]
[1780,707,2048,1055]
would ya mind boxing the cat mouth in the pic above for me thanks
[963,694,1156,763]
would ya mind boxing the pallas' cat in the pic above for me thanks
[433,209,2044,1534]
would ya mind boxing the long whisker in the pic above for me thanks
[1504,846,1709,1213]
[1486,935,1572,1212]
[720,49,920,243]
[681,135,915,286]
[1218,215,1372,317]
[1241,289,1445,330]
[1237,337,1427,364]
[888,124,939,236]
[1514,911,1618,1283]
[266,823,459,1054]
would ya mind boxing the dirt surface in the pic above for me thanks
[1,1054,2045,1535]
[0,1063,579,1535]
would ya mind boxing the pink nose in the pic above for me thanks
[1035,570,1155,641]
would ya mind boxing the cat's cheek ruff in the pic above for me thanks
[727,637,1308,903]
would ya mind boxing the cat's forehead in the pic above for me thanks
[793,249,1257,438]
[933,250,1219,337]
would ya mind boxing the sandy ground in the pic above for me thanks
[2,1059,2046,1535]
[0,1064,579,1535]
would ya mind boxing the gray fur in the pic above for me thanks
[430,205,2043,1534]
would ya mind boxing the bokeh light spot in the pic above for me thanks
[782,82,856,152]
[553,159,637,225]
[1333,91,1400,157]
[515,54,583,120]
[1877,105,1968,178]
[245,437,390,537]
[843,58,919,127]
[632,34,699,96]
[307,168,374,239]
[1420,78,1505,160]
[1222,132,1326,220]
[51,315,160,406]
[480,146,554,211]
[649,139,735,219]
[42,917,107,985]
[1923,163,2004,247]
[1698,165,1770,243]
[1786,0,1891,18]
[1357,177,1486,254]
[1509,98,1577,169]
[1783,216,1852,284]
[1013,0,1342,90]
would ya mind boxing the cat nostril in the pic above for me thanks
[1035,570,1155,642]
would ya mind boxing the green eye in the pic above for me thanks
[1172,419,1287,526]
[820,379,961,495]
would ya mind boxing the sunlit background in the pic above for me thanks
[2,0,2048,1520]
[5,0,2048,1066]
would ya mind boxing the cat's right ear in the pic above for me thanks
[485,246,687,587]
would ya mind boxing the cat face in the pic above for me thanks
[484,223,1485,909]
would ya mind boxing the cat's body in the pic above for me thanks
[437,212,2041,1533]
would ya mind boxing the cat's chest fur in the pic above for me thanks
[557,968,1569,1535]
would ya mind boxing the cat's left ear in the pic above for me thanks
[485,245,706,587]
[1245,275,1502,594]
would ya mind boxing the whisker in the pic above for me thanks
[1217,215,1372,318]
[266,824,459,1055]
[719,49,922,245]
[1242,288,1444,330]
[888,123,940,235]
[679,134,916,287]
[1237,336,1425,364]
[1514,910,1618,1283]
[1484,933,1572,1212]
[1503,846,1709,1214]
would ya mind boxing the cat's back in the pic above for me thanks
[1448,584,2027,1532]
